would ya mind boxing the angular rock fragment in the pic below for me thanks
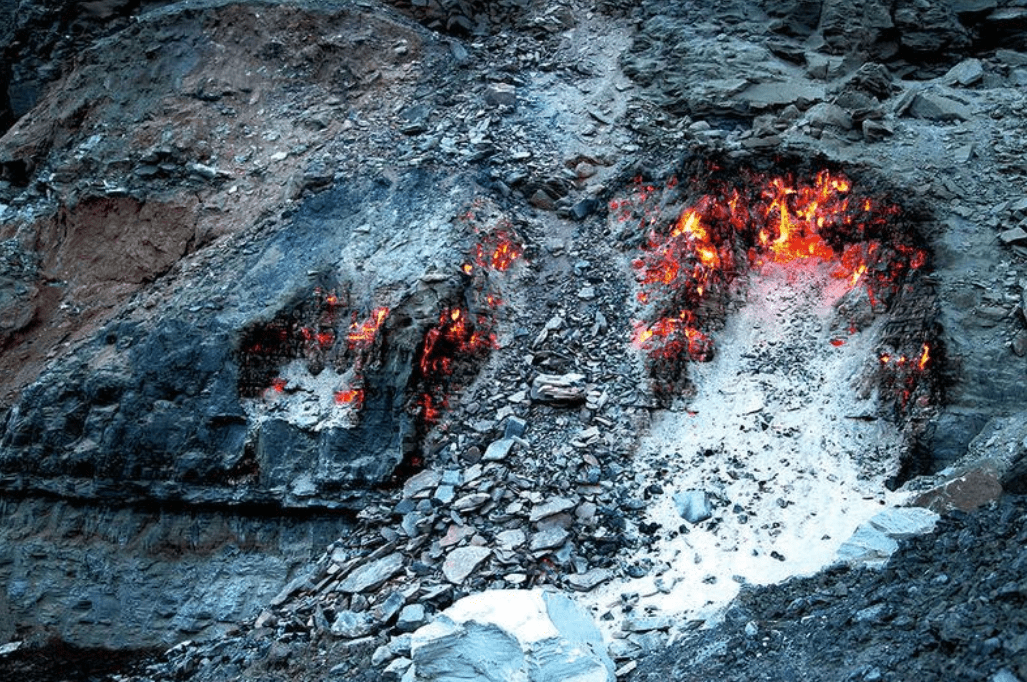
[410,590,614,681]
[566,568,612,592]
[442,546,491,584]
[397,604,428,633]
[451,492,491,511]
[404,470,442,499]
[485,82,517,107]
[331,610,375,638]
[338,552,405,593]
[503,416,528,439]
[529,496,577,522]
[531,372,587,403]
[943,58,984,87]
[999,227,1027,245]
[835,524,898,565]
[484,437,516,461]
[623,615,674,633]
[836,507,937,566]
[529,527,569,552]
[866,507,939,539]
[673,490,713,524]
[907,91,972,121]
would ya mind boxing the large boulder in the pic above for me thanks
[409,589,615,682]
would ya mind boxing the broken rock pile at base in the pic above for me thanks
[407,589,614,682]
[630,495,1027,682]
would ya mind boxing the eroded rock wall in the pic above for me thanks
[0,496,352,647]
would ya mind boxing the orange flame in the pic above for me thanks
[415,306,498,422]
[334,388,364,406]
[347,307,390,349]
[474,232,523,272]
[623,169,926,368]
[918,344,930,370]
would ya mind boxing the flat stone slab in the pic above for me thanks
[442,546,492,584]
[338,552,405,593]
[410,589,615,682]
[867,507,939,539]
[529,496,577,522]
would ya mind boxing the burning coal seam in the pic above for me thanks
[236,208,524,438]
[613,166,937,410]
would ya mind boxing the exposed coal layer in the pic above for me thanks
[0,639,162,682]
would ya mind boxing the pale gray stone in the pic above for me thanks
[442,546,492,584]
[404,470,442,499]
[674,490,713,524]
[529,496,577,522]
[382,656,412,682]
[908,91,971,121]
[338,552,405,593]
[805,102,853,130]
[531,373,587,403]
[999,227,1027,245]
[739,81,825,110]
[530,527,570,552]
[943,58,984,86]
[397,604,427,633]
[866,507,939,539]
[410,589,614,682]
[566,568,612,592]
[331,610,375,638]
[836,525,899,565]
[495,529,527,550]
[623,616,673,632]
[484,438,515,461]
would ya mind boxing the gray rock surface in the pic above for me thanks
[409,589,614,682]
[0,497,349,647]
[442,546,492,585]
[673,490,713,524]
[836,507,938,565]
[338,552,406,594]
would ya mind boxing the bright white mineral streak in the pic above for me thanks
[584,258,912,638]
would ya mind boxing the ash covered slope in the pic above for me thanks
[630,495,1027,682]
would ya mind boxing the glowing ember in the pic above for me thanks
[419,307,496,377]
[418,394,442,423]
[625,169,927,376]
[475,231,523,272]
[631,312,713,361]
[412,306,498,425]
[347,307,390,349]
[316,330,334,347]
[334,388,364,406]
[270,377,287,393]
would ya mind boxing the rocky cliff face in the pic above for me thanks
[1,0,1027,680]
